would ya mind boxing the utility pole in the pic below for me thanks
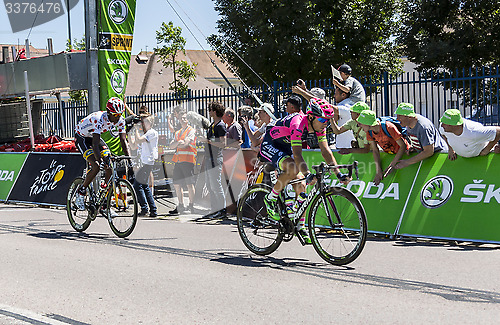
[84,0,100,113]
[66,0,72,49]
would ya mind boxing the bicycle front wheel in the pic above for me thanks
[237,184,283,255]
[106,179,138,238]
[308,187,367,266]
[66,177,91,232]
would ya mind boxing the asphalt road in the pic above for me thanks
[0,203,499,324]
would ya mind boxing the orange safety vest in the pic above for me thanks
[173,126,197,164]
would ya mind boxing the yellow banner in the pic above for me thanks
[99,33,133,52]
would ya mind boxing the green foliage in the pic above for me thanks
[155,22,197,96]
[209,0,403,85]
[397,0,500,71]
[65,36,86,52]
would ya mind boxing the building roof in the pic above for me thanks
[0,44,49,62]
[125,50,240,96]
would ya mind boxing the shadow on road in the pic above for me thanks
[2,221,500,305]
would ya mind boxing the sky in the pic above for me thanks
[0,0,220,53]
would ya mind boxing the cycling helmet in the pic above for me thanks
[106,97,125,115]
[306,99,334,119]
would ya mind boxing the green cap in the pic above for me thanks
[440,109,464,126]
[395,102,416,117]
[350,102,370,114]
[357,110,377,126]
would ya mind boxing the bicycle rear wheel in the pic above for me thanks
[237,184,283,255]
[308,187,367,265]
[66,177,91,232]
[106,179,138,238]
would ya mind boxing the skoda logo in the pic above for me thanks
[420,175,454,209]
[108,0,128,24]
[110,69,126,94]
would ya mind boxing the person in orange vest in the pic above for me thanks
[168,111,197,215]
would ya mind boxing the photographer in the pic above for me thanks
[238,105,256,149]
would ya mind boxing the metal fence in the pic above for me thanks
[41,65,500,138]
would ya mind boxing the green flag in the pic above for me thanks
[98,0,137,154]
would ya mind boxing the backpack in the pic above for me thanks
[369,116,408,139]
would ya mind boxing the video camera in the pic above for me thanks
[125,115,142,132]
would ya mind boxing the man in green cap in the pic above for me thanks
[439,109,500,159]
[357,110,410,185]
[394,103,448,170]
[330,101,370,154]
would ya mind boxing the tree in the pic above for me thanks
[66,36,87,101]
[155,22,197,96]
[208,0,403,85]
[397,0,500,71]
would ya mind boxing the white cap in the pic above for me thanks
[257,103,276,119]
[310,87,325,99]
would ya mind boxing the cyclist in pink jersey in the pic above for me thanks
[259,99,350,243]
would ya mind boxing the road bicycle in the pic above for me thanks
[237,161,367,266]
[66,155,138,238]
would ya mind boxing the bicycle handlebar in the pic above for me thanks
[312,161,359,180]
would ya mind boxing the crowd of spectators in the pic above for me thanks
[129,63,500,218]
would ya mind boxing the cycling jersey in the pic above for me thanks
[75,111,125,138]
[267,112,327,147]
[259,113,326,170]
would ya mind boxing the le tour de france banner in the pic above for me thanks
[301,151,500,243]
[98,0,137,154]
[7,153,86,206]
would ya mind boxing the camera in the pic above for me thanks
[125,115,142,132]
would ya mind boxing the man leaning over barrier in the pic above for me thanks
[439,109,500,160]
[393,103,448,170]
[357,110,410,185]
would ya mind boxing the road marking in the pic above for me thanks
[0,304,88,325]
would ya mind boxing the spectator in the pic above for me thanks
[331,86,355,149]
[223,108,243,148]
[284,95,302,115]
[357,110,410,184]
[439,109,500,159]
[333,64,366,105]
[168,112,197,215]
[330,102,371,154]
[132,114,159,217]
[200,101,227,218]
[237,105,256,149]
[293,83,353,148]
[167,105,184,134]
[242,103,276,149]
[394,103,448,170]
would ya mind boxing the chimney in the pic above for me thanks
[2,46,9,63]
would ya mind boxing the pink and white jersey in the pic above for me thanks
[268,112,326,147]
[75,111,125,137]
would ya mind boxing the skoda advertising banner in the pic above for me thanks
[0,153,28,201]
[302,150,420,234]
[397,154,500,242]
[8,153,86,206]
[98,0,137,154]
[302,151,500,243]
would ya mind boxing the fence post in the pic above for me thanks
[273,80,278,111]
[383,71,390,115]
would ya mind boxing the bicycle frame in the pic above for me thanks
[279,162,358,230]
[84,157,131,215]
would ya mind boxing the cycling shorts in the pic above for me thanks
[75,133,110,161]
[258,132,292,171]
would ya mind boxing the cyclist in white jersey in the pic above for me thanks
[74,97,131,210]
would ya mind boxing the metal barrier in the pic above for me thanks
[40,66,500,138]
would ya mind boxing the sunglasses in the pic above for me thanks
[111,112,122,117]
[317,117,329,123]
